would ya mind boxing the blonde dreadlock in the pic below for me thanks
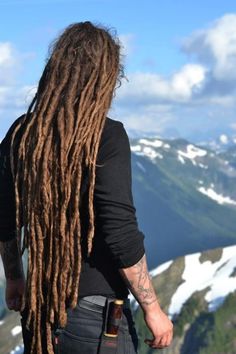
[9,22,123,354]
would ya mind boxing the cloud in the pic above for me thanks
[117,64,206,104]
[170,64,206,99]
[114,14,236,136]
[0,41,35,100]
[230,122,236,131]
[0,42,36,138]
[112,102,174,134]
[0,42,22,85]
[114,63,207,134]
[119,33,135,57]
[182,14,236,81]
[118,13,236,110]
[0,42,15,66]
[1,15,236,140]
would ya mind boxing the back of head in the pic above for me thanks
[10,22,122,354]
[38,21,121,118]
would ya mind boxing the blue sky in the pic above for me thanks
[0,0,236,140]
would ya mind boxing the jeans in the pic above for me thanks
[21,298,138,354]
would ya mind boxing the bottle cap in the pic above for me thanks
[114,299,124,305]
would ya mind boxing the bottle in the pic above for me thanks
[105,299,124,337]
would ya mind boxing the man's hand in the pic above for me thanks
[144,303,173,349]
[5,277,25,311]
[0,238,25,311]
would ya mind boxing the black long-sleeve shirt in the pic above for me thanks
[0,116,145,298]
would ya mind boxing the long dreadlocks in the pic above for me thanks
[9,22,123,354]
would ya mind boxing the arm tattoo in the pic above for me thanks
[0,238,24,280]
[122,256,158,306]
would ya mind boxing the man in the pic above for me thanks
[0,22,173,354]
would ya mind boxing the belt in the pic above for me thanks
[78,295,130,314]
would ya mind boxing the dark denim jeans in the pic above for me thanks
[21,300,138,354]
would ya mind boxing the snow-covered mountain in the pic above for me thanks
[153,245,236,317]
[134,245,236,354]
[131,136,236,205]
[130,136,236,267]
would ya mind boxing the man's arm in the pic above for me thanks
[0,238,24,280]
[0,238,25,311]
[119,254,173,349]
[94,124,173,348]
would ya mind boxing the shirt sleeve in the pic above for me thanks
[94,121,145,268]
[0,136,17,242]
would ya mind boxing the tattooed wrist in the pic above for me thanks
[120,255,158,308]
[0,239,24,280]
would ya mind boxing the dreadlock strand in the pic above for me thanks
[46,321,54,354]
[35,301,43,354]
[68,166,83,307]
[35,216,45,304]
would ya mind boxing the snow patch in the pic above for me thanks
[198,163,208,169]
[164,143,170,149]
[198,187,236,206]
[0,320,4,326]
[143,146,160,160]
[11,325,22,336]
[168,245,236,317]
[198,180,204,184]
[131,144,163,161]
[178,144,207,160]
[219,134,228,144]
[205,247,236,311]
[131,145,141,152]
[156,152,163,159]
[139,138,163,148]
[150,260,173,278]
[178,155,185,164]
[136,161,146,173]
[10,344,24,354]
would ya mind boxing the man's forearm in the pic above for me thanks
[119,254,160,312]
[0,238,24,280]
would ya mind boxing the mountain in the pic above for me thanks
[197,133,236,153]
[133,245,236,354]
[218,145,236,169]
[130,137,236,268]
[127,126,236,152]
